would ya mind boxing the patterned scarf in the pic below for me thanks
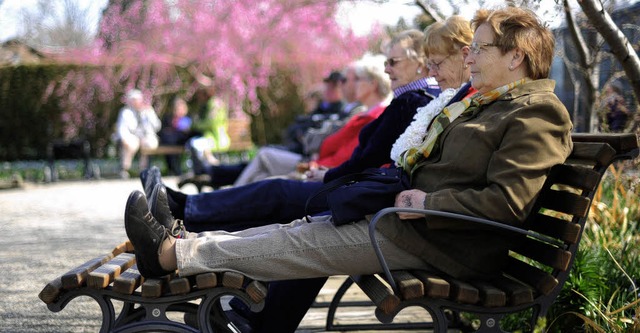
[399,78,529,172]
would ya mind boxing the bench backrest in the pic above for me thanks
[504,133,639,301]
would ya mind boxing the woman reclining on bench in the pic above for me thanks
[125,3,572,314]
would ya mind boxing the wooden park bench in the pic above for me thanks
[140,117,254,174]
[39,240,267,332]
[38,133,638,332]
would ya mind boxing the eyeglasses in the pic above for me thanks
[470,41,499,54]
[384,57,407,67]
[426,54,452,71]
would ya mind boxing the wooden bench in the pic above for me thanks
[45,138,99,182]
[39,241,267,332]
[39,133,638,332]
[322,133,639,332]
[140,144,187,158]
[140,118,254,174]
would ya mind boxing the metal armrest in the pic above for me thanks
[367,207,563,293]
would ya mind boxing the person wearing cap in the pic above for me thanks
[282,70,348,154]
[113,89,161,178]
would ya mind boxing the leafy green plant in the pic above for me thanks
[546,163,639,332]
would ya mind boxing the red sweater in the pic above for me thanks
[315,104,387,167]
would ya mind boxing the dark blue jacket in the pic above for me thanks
[324,89,436,182]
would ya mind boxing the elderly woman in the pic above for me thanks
[126,5,571,283]
[391,15,474,166]
[231,54,392,186]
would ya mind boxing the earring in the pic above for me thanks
[417,68,422,74]
[509,65,514,71]
[463,64,468,69]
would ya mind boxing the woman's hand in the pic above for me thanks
[305,167,327,182]
[395,189,427,219]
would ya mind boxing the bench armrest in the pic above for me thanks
[367,207,563,293]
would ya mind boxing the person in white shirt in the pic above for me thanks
[114,89,161,178]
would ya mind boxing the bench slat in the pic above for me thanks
[169,277,192,295]
[140,145,185,156]
[536,189,591,217]
[528,214,581,244]
[494,276,534,306]
[142,277,169,298]
[113,265,142,295]
[571,133,639,152]
[548,164,601,191]
[515,238,572,271]
[473,281,506,307]
[505,257,558,295]
[568,142,616,166]
[352,274,400,315]
[446,278,479,304]
[61,254,114,290]
[391,271,424,300]
[222,272,244,289]
[196,272,218,289]
[246,280,268,304]
[87,253,136,289]
[412,270,450,298]
[39,277,64,304]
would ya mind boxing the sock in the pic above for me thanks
[166,187,186,220]
[159,237,177,271]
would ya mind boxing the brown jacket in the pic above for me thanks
[375,79,573,279]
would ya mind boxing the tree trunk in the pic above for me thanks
[577,0,640,108]
[563,0,599,132]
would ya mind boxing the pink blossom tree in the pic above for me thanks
[50,0,376,146]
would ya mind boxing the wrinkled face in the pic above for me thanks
[466,24,514,94]
[129,97,145,111]
[342,68,358,103]
[354,74,376,104]
[384,42,424,90]
[427,51,466,90]
[174,100,188,117]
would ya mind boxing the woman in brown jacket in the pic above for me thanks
[123,7,573,284]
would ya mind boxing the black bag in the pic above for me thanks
[306,167,410,226]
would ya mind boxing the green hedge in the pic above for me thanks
[0,64,307,162]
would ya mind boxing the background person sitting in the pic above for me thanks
[188,86,231,168]
[159,97,193,175]
[600,80,630,132]
[113,89,161,178]
[282,70,347,154]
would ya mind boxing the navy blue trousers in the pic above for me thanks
[183,178,326,233]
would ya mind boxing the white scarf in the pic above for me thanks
[390,86,460,165]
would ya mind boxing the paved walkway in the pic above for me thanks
[0,177,432,332]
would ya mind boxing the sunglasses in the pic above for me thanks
[384,57,407,67]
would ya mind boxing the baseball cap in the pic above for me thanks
[323,71,346,83]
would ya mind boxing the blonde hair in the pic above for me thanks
[423,15,473,57]
[471,7,555,79]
